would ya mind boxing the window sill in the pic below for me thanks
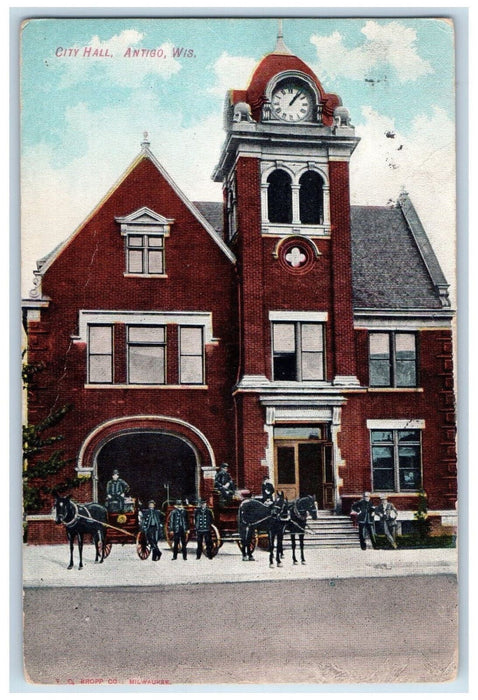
[368,387,423,392]
[262,223,330,238]
[123,273,168,279]
[84,384,208,389]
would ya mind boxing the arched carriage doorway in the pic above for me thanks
[96,431,198,507]
[80,416,215,508]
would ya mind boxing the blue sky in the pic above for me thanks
[20,17,456,297]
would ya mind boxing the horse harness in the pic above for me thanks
[58,502,100,529]
[289,502,313,533]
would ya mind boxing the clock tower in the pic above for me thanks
[213,27,361,500]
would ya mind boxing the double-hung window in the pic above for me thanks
[88,325,113,383]
[369,332,417,387]
[179,326,204,384]
[127,326,166,384]
[127,233,164,275]
[371,429,422,491]
[272,322,325,381]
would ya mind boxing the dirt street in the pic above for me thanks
[23,575,458,686]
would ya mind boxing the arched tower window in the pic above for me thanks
[299,171,324,224]
[267,170,292,223]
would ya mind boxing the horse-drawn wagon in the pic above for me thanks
[54,490,319,569]
[100,497,152,560]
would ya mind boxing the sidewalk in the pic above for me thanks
[22,541,458,588]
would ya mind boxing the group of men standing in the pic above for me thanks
[140,498,215,562]
[351,492,399,550]
[104,469,215,561]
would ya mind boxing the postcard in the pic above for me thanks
[20,15,459,688]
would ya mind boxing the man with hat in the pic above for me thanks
[139,500,164,561]
[375,495,399,549]
[105,469,130,513]
[194,499,214,560]
[169,500,189,560]
[350,491,377,550]
[261,475,275,504]
[214,463,235,505]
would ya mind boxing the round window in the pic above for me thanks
[278,239,316,274]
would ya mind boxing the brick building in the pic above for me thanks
[22,34,456,543]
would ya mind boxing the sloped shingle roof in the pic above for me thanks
[350,205,443,310]
[196,201,445,310]
[193,201,224,236]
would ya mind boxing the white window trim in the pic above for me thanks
[367,419,425,430]
[75,310,215,345]
[260,159,331,233]
[269,311,328,322]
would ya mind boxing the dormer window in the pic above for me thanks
[127,233,164,274]
[116,206,174,277]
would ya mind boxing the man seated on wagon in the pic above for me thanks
[214,463,236,505]
[139,500,164,561]
[261,475,275,504]
[105,469,130,513]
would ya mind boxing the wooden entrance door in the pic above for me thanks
[274,439,334,508]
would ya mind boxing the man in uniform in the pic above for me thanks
[375,495,399,549]
[194,499,214,560]
[351,491,377,551]
[105,469,130,513]
[139,500,163,561]
[169,499,189,560]
[261,475,275,504]
[214,463,235,505]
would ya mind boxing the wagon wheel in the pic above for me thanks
[98,540,112,559]
[204,524,221,558]
[136,531,151,560]
[234,530,258,553]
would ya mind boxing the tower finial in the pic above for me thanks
[274,18,292,55]
[141,131,150,149]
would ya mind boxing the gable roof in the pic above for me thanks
[35,146,236,277]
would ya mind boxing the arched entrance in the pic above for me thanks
[96,431,198,507]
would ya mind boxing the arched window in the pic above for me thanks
[267,170,292,223]
[299,171,324,224]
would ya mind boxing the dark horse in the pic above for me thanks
[54,494,107,570]
[284,495,318,565]
[238,495,289,567]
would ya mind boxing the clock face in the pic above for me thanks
[271,82,313,122]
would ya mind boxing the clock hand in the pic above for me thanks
[289,90,304,107]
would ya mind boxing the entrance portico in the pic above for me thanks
[261,399,345,511]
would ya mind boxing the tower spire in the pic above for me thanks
[274,18,292,55]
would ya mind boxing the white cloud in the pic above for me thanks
[208,52,258,96]
[310,21,433,83]
[21,92,224,295]
[54,30,181,89]
[350,105,456,301]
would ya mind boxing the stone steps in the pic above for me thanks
[282,510,361,548]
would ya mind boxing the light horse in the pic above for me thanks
[54,494,107,569]
[284,495,318,565]
[238,494,289,567]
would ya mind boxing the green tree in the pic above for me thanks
[413,489,432,540]
[22,357,79,512]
